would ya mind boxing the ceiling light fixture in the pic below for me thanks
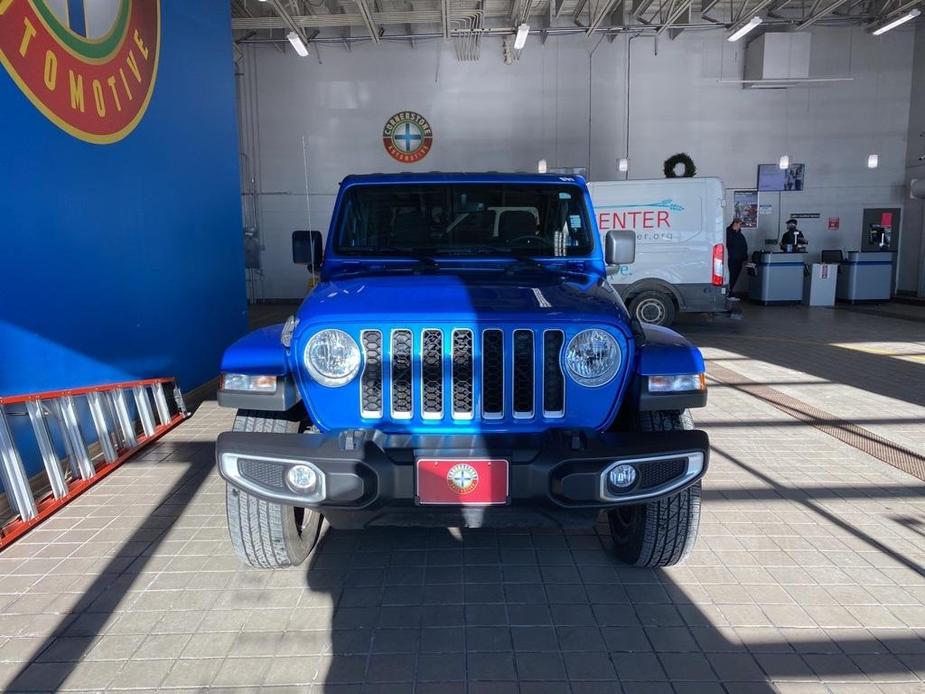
[871,8,920,35]
[514,23,530,50]
[287,30,309,57]
[727,16,762,42]
[867,154,880,169]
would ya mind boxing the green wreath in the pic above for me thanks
[663,153,697,178]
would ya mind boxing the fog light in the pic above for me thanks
[286,464,318,493]
[608,464,637,491]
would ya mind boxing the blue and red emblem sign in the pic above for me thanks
[382,111,433,164]
[0,0,160,144]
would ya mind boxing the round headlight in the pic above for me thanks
[564,329,621,387]
[304,329,361,387]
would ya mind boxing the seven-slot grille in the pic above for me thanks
[359,328,566,422]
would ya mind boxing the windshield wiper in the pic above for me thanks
[340,246,439,268]
[338,245,425,256]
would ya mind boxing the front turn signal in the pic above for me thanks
[648,373,706,393]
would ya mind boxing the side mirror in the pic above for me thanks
[292,230,324,270]
[605,230,636,265]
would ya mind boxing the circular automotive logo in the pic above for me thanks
[446,463,479,495]
[0,0,161,144]
[382,111,433,164]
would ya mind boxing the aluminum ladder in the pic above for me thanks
[0,378,189,549]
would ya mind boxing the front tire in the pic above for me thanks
[607,410,701,567]
[628,290,677,327]
[225,409,322,569]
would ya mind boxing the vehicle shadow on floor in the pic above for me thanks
[303,499,922,692]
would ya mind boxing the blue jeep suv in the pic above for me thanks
[216,173,709,569]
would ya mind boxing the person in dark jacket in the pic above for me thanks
[779,218,808,252]
[725,218,748,295]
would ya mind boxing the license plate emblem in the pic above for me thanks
[416,459,509,505]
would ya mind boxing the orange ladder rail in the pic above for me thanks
[0,378,190,550]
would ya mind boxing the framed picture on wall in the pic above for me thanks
[758,163,806,191]
[784,164,805,191]
[733,191,759,228]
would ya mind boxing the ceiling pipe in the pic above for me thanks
[795,0,853,29]
[235,14,882,45]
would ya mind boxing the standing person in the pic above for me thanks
[725,218,748,297]
[779,218,808,252]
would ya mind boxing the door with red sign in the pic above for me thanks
[861,207,900,252]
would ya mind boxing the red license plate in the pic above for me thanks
[416,459,509,505]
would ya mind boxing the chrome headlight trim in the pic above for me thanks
[564,328,622,387]
[304,329,361,387]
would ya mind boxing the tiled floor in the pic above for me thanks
[1,303,924,693]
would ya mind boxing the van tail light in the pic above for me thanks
[712,243,725,286]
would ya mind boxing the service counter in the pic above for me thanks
[836,251,894,303]
[748,252,805,305]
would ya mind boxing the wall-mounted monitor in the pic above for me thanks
[757,163,805,192]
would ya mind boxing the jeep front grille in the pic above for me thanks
[451,329,474,419]
[543,330,565,417]
[512,330,535,418]
[482,329,504,419]
[360,327,566,423]
[421,329,443,419]
[390,329,413,419]
[360,330,383,418]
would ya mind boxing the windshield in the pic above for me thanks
[333,183,594,257]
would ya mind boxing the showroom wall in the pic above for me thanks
[239,24,916,298]
[0,3,246,396]
[901,21,925,296]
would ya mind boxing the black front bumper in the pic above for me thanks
[217,428,709,529]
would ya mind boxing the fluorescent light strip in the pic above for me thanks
[514,23,530,50]
[872,8,920,35]
[727,16,762,42]
[287,30,309,57]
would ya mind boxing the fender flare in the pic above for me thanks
[218,324,301,412]
[632,324,708,411]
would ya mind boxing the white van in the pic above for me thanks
[588,177,732,326]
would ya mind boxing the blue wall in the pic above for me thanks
[0,3,246,397]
